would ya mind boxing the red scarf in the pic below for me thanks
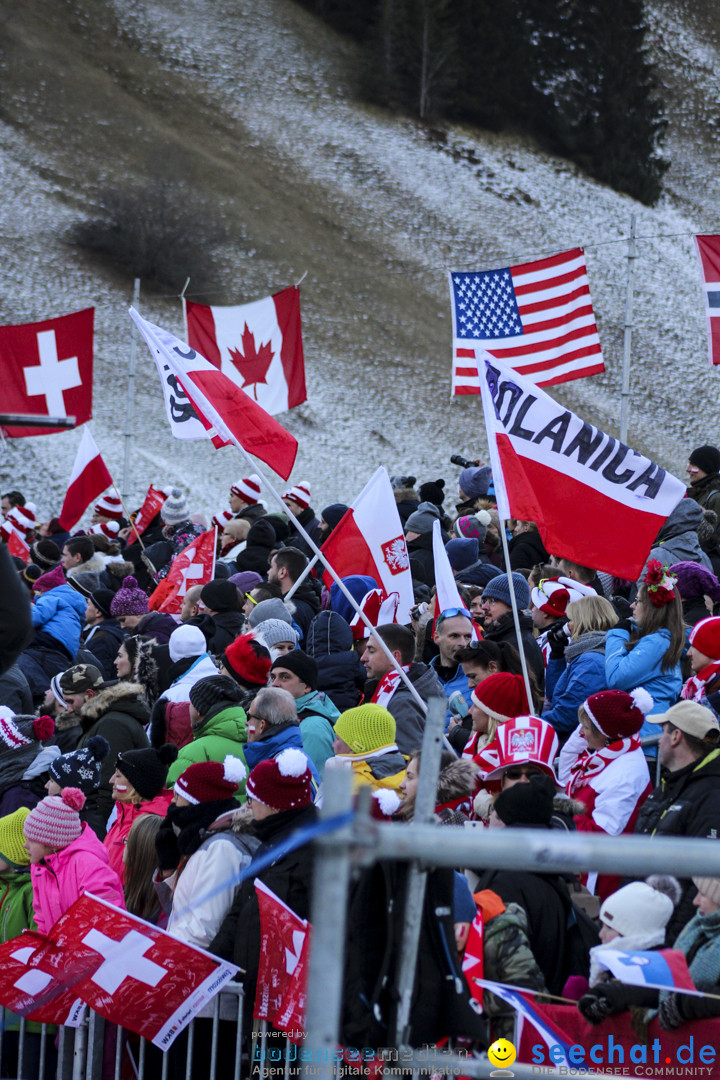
[682,660,720,703]
[567,735,641,796]
[371,665,410,709]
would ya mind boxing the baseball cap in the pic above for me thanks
[58,664,106,695]
[646,701,720,741]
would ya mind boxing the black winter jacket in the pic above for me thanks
[231,518,277,577]
[484,610,545,689]
[305,611,364,712]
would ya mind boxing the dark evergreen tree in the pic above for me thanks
[369,0,457,119]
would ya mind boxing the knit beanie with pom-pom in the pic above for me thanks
[0,807,31,868]
[24,788,86,849]
[161,487,190,526]
[245,748,313,811]
[223,634,272,687]
[48,735,110,795]
[110,576,149,617]
[174,755,247,805]
[584,687,653,741]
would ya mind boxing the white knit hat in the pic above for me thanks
[282,482,311,511]
[599,881,674,938]
[230,475,262,505]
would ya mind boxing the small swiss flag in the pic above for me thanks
[159,529,217,614]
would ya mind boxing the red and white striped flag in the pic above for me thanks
[58,428,113,531]
[449,248,604,394]
[185,287,306,415]
[695,236,720,366]
[478,351,685,580]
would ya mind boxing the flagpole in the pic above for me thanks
[620,214,637,445]
[499,522,534,709]
[284,553,319,600]
[122,278,141,501]
[112,484,146,552]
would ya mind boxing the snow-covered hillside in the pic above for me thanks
[0,0,717,523]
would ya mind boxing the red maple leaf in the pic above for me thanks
[228,323,274,399]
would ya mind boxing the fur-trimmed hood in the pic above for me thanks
[66,553,106,579]
[437,758,476,804]
[393,486,418,502]
[103,559,135,585]
[79,680,149,724]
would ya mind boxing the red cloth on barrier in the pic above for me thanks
[518,1003,720,1074]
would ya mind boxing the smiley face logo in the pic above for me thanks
[488,1038,517,1071]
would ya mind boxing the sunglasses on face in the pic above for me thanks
[503,767,540,780]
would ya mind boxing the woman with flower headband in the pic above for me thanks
[604,560,685,746]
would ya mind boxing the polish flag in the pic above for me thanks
[58,428,113,531]
[160,528,217,615]
[319,467,414,623]
[185,287,306,415]
[478,352,686,580]
[431,520,478,640]
[132,308,298,480]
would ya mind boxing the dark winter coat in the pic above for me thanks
[146,520,206,582]
[543,632,608,737]
[230,518,277,577]
[642,499,713,576]
[484,609,545,689]
[82,619,125,681]
[207,610,245,655]
[508,529,549,571]
[288,506,324,559]
[364,663,445,756]
[407,533,436,589]
[135,610,178,646]
[76,681,150,836]
[393,488,419,526]
[0,545,33,677]
[287,578,322,642]
[0,663,33,714]
[305,610,365,712]
[17,635,74,705]
[686,474,720,519]
[633,747,720,943]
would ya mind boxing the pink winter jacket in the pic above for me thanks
[30,824,125,934]
[103,792,173,882]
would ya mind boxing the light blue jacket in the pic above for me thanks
[543,648,607,736]
[429,657,473,731]
[31,584,86,655]
[296,690,340,776]
[605,626,682,742]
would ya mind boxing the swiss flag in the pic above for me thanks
[185,287,306,415]
[11,894,237,1049]
[319,468,414,622]
[159,529,216,614]
[132,308,298,480]
[0,308,94,437]
[0,932,85,1026]
[132,484,167,537]
[58,428,114,531]
[7,528,30,565]
[254,880,309,1028]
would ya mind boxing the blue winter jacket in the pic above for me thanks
[243,721,321,788]
[543,638,608,736]
[31,585,86,656]
[605,626,682,742]
[429,656,473,730]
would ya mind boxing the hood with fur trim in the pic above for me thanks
[79,681,150,725]
[104,560,136,585]
[66,553,107,580]
[436,758,476,805]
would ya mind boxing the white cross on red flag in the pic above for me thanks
[0,932,85,1026]
[0,894,238,1049]
[159,528,217,615]
[254,880,310,1032]
[0,309,94,436]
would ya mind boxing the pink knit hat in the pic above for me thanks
[32,564,66,594]
[23,788,85,848]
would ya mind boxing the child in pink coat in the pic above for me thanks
[24,787,125,934]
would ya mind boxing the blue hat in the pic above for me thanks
[453,871,477,923]
[445,538,479,572]
[458,466,492,500]
[481,572,530,610]
[456,562,503,587]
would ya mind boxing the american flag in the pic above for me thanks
[448,247,604,394]
[695,235,720,366]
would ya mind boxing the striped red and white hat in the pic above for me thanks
[23,787,85,848]
[230,475,262,506]
[282,481,311,511]
[90,521,120,539]
[212,510,234,532]
[7,504,36,534]
[475,715,559,783]
[94,494,123,520]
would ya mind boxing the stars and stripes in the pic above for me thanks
[449,248,604,394]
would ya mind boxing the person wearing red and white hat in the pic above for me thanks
[229,474,266,524]
[682,615,720,712]
[91,493,124,526]
[559,688,653,899]
[280,481,323,559]
[531,575,593,668]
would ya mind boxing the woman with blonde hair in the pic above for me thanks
[543,594,618,740]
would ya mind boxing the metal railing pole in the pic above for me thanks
[303,766,354,1079]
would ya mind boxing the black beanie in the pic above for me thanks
[89,588,115,619]
[30,538,61,571]
[270,651,318,692]
[689,445,720,476]
[200,579,239,613]
[494,773,555,828]
[116,744,178,801]
[320,503,349,531]
[418,478,446,507]
[189,674,244,717]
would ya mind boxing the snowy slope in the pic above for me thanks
[0,0,717,525]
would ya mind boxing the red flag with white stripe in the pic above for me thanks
[478,352,685,580]
[133,484,167,537]
[7,529,30,564]
[461,909,484,1009]
[185,287,306,414]
[58,428,114,531]
[695,236,720,366]
[159,529,217,615]
[319,468,414,622]
[449,249,604,394]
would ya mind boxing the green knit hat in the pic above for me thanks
[0,807,31,868]
[334,705,396,755]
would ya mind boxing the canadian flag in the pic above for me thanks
[185,287,306,415]
[319,468,414,623]
[254,880,309,1029]
[478,351,686,579]
[0,308,94,437]
[132,308,298,480]
[431,520,478,641]
[132,484,167,537]
[5,893,238,1050]
[159,529,217,615]
[58,428,114,531]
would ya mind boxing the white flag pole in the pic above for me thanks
[284,553,320,600]
[498,523,534,710]
[620,214,637,445]
[121,278,141,501]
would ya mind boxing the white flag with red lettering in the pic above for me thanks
[319,467,414,622]
[254,880,309,1025]
[478,352,686,579]
[185,287,306,415]
[431,520,478,641]
[160,529,217,615]
[58,428,114,531]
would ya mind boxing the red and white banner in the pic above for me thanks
[431,520,478,641]
[461,909,484,1009]
[58,428,114,531]
[0,894,237,1049]
[449,249,603,394]
[160,529,217,615]
[0,308,94,437]
[185,287,306,415]
[254,880,309,1029]
[478,352,686,580]
[7,529,30,564]
[695,235,720,366]
[133,308,298,480]
[319,467,414,622]
[0,931,85,1026]
[133,484,167,537]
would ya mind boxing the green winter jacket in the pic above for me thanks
[0,870,46,1033]
[295,690,340,776]
[166,701,248,798]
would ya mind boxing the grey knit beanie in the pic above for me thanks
[253,619,300,649]
[161,487,190,526]
[481,572,530,610]
[248,597,292,628]
[405,501,442,535]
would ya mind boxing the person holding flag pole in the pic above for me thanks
[130,309,436,728]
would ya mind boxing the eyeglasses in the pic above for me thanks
[503,766,540,780]
[247,713,267,724]
[244,593,258,605]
